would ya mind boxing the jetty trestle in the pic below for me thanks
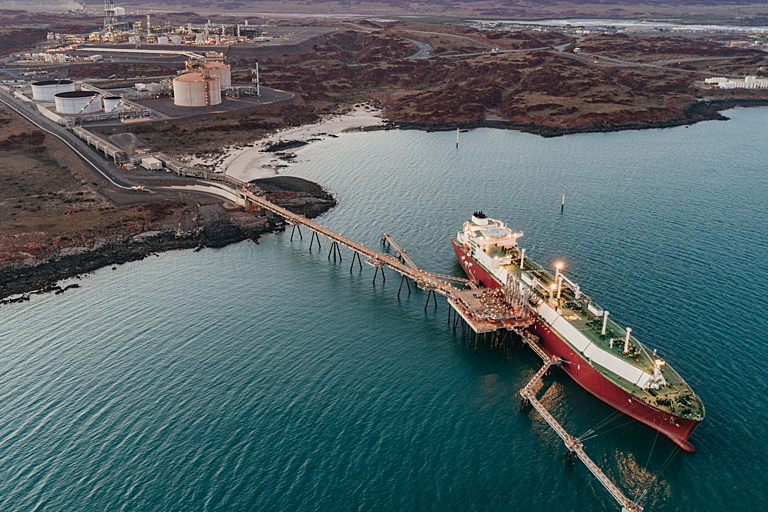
[239,188,467,300]
[289,223,303,241]
[237,187,642,512]
[515,328,643,512]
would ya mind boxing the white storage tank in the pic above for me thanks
[103,96,125,112]
[55,91,102,114]
[171,36,181,45]
[31,79,74,101]
[157,36,169,44]
[201,61,231,89]
[173,72,221,107]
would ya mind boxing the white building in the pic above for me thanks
[704,75,768,89]
[140,157,163,170]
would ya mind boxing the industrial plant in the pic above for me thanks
[98,0,270,45]
[6,28,262,128]
[0,1,288,184]
[1,0,272,119]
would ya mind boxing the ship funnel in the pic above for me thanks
[471,211,488,226]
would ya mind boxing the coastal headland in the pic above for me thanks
[2,9,768,299]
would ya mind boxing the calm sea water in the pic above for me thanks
[2,108,767,511]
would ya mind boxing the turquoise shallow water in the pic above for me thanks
[1,108,767,511]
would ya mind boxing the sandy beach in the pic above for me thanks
[199,106,384,183]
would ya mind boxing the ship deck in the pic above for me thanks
[476,242,703,421]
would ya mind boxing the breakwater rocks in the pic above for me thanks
[0,177,336,302]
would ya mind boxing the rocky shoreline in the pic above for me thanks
[5,98,765,304]
[387,99,768,137]
[0,177,336,303]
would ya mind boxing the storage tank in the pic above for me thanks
[173,72,221,107]
[171,36,181,45]
[54,91,102,114]
[200,61,231,89]
[157,36,169,44]
[103,96,125,112]
[31,79,74,101]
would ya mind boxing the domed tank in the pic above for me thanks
[200,61,231,89]
[103,96,125,112]
[173,72,221,107]
[54,91,102,114]
[31,79,74,101]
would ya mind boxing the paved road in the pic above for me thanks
[0,89,258,206]
[405,38,432,60]
[0,89,138,191]
[571,51,742,77]
[439,46,551,59]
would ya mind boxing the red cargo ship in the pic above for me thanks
[453,212,704,452]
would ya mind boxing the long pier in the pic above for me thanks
[517,330,643,512]
[241,188,465,300]
[135,180,649,511]
[240,186,647,511]
[239,186,648,512]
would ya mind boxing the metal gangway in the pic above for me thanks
[516,330,643,512]
[382,232,478,288]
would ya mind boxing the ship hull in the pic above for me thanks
[452,240,699,453]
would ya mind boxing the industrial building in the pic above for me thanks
[31,79,75,101]
[140,157,163,170]
[705,76,768,89]
[173,72,221,107]
[54,90,103,114]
